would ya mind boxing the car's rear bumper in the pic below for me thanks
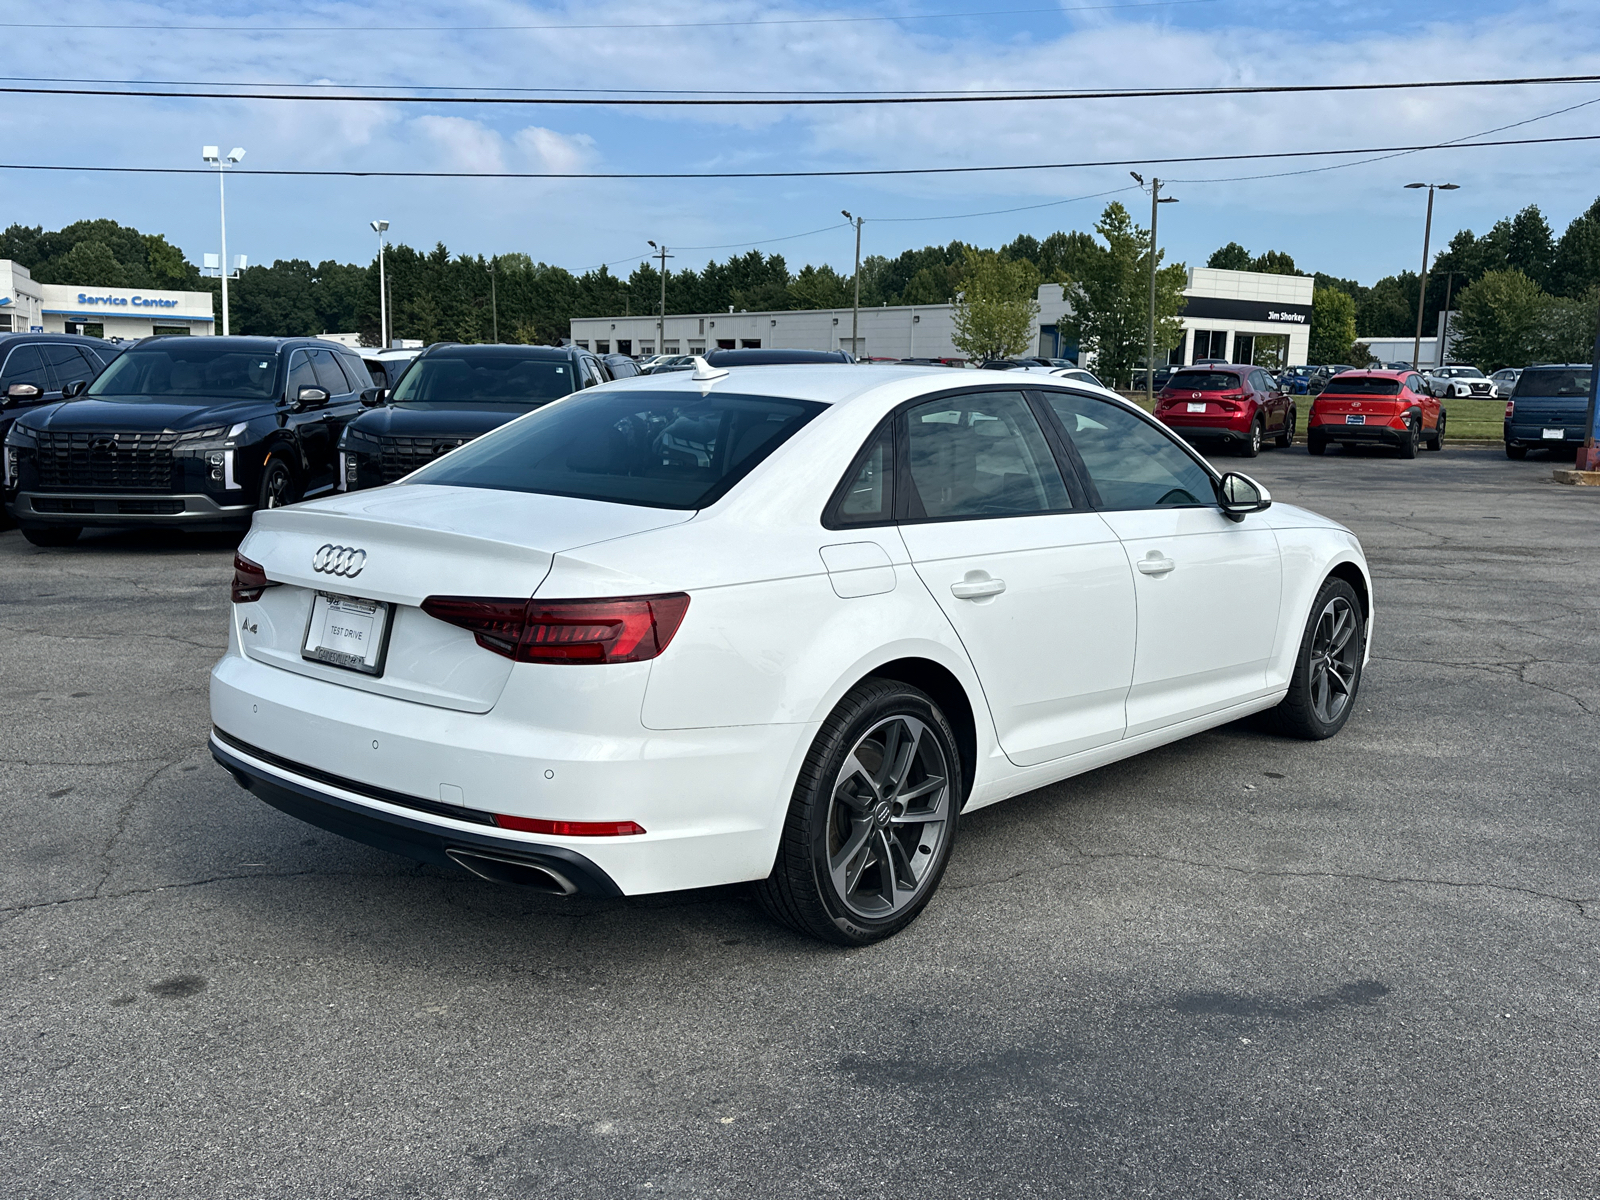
[1308,418,1408,446]
[7,490,252,527]
[1155,415,1254,439]
[1506,422,1585,446]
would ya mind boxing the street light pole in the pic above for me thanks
[203,146,244,335]
[488,256,498,343]
[648,241,673,354]
[370,220,390,349]
[1405,182,1459,369]
[842,211,863,359]
[1131,172,1178,399]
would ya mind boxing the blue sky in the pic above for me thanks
[3,0,1599,284]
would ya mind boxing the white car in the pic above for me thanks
[210,363,1372,944]
[1489,368,1522,399]
[1424,365,1496,399]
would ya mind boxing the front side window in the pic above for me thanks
[390,351,578,408]
[86,343,281,400]
[902,391,1071,520]
[1044,392,1215,510]
[406,389,824,510]
[0,345,47,390]
[286,351,319,398]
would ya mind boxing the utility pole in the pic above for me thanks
[370,220,390,349]
[488,256,498,343]
[1130,172,1178,399]
[842,211,863,359]
[1405,182,1459,369]
[648,241,673,354]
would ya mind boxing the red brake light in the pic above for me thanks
[231,552,279,603]
[494,814,646,837]
[1505,399,1515,418]
[420,593,691,664]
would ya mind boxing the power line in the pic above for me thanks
[4,73,1600,107]
[2,132,1596,180]
[0,1,1218,35]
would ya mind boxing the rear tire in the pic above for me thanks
[1505,442,1526,460]
[1240,417,1263,458]
[1397,418,1420,459]
[1270,576,1365,740]
[1307,434,1326,456]
[1426,411,1446,451]
[754,679,963,946]
[20,525,81,547]
[1275,408,1295,448]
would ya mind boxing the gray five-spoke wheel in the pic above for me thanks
[827,714,951,919]
[1309,596,1360,724]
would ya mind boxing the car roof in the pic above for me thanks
[1327,369,1408,379]
[420,343,575,359]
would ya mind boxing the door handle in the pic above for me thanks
[951,572,1006,599]
[1136,553,1175,576]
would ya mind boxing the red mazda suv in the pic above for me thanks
[1153,365,1294,457]
[1307,369,1443,458]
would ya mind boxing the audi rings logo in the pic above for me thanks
[312,544,367,578]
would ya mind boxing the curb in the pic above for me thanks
[1552,469,1600,487]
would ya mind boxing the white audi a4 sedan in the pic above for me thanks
[210,362,1372,944]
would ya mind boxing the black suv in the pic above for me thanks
[338,343,611,492]
[4,336,373,545]
[0,333,123,444]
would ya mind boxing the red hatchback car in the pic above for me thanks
[1153,365,1294,457]
[1307,370,1444,458]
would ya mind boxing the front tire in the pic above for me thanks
[755,679,962,945]
[257,457,299,510]
[1270,577,1365,740]
[20,524,81,547]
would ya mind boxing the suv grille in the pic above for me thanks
[34,430,180,492]
[378,435,476,484]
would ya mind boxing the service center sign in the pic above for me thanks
[76,293,183,310]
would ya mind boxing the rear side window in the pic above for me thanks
[338,353,373,389]
[826,420,895,527]
[1514,368,1591,397]
[310,350,351,395]
[405,389,825,510]
[901,391,1071,519]
[1043,392,1214,510]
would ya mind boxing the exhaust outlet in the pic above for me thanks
[445,848,578,895]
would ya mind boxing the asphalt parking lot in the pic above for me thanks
[3,445,1598,1199]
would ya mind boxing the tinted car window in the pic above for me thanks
[1514,368,1591,397]
[0,344,47,390]
[1321,377,1401,396]
[1044,392,1214,510]
[286,351,319,398]
[1167,372,1241,392]
[391,352,578,406]
[38,344,95,389]
[309,349,351,395]
[87,343,281,400]
[902,392,1071,519]
[406,390,824,510]
[339,354,374,389]
[829,421,894,527]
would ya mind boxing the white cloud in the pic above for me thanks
[513,127,598,174]
[411,116,508,173]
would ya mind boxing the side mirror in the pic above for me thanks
[1216,472,1271,522]
[61,379,88,399]
[360,388,387,407]
[294,385,330,410]
[5,382,44,407]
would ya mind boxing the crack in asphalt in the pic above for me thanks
[0,869,352,917]
[1370,655,1597,715]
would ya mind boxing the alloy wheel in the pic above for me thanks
[1309,596,1360,725]
[262,463,292,508]
[826,714,952,919]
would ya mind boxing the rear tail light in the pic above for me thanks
[494,814,646,837]
[1505,400,1515,418]
[420,592,691,664]
[231,552,279,603]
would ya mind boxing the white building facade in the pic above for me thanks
[570,266,1313,369]
[0,259,215,340]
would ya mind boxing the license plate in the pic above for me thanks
[1543,428,1565,440]
[1187,402,1206,413]
[303,591,390,675]
[1345,414,1366,425]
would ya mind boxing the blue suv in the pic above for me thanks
[1504,365,1592,459]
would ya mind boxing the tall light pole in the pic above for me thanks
[203,146,244,336]
[488,255,498,343]
[647,240,673,354]
[1131,172,1178,398]
[1405,182,1459,369]
[370,220,390,349]
[842,210,863,359]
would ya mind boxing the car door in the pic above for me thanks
[893,389,1138,766]
[296,349,361,494]
[1039,390,1283,737]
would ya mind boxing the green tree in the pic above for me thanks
[1308,287,1360,364]
[788,264,852,309]
[1067,202,1186,386]
[1452,269,1549,370]
[49,241,129,287]
[1250,249,1302,275]
[1551,198,1600,297]
[949,249,1040,362]
[1207,242,1252,270]
[1537,289,1599,364]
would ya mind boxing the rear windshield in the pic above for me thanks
[1320,377,1401,396]
[1165,372,1240,391]
[405,390,825,509]
[1514,368,1591,398]
[390,352,578,408]
[86,344,280,400]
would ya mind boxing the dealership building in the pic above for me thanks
[1,260,215,340]
[570,266,1313,368]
